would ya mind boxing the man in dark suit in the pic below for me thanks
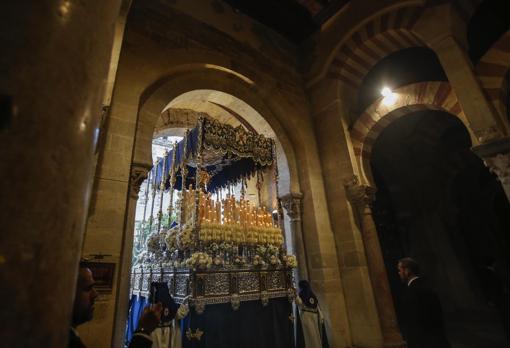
[69,262,161,348]
[398,257,451,348]
[69,263,98,348]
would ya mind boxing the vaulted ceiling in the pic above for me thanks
[222,0,351,44]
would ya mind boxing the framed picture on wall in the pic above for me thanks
[82,261,116,294]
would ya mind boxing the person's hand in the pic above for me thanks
[176,303,190,319]
[137,302,163,334]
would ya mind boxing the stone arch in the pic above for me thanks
[476,30,510,119]
[350,81,476,184]
[153,108,206,138]
[135,63,300,197]
[326,6,427,90]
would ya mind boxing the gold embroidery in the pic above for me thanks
[201,118,274,166]
[186,328,204,341]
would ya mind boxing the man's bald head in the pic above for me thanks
[72,264,98,327]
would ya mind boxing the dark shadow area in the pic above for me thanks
[370,110,510,347]
[467,0,510,64]
[223,0,351,43]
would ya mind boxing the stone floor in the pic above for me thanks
[445,309,509,348]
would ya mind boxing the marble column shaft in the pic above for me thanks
[0,1,121,347]
[281,192,309,280]
[344,177,405,348]
[430,35,504,143]
[111,164,150,348]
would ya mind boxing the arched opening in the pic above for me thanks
[126,86,300,345]
[132,86,299,259]
[357,47,447,114]
[370,110,510,346]
[147,88,294,252]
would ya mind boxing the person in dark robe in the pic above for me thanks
[397,257,450,348]
[146,282,189,348]
[295,280,329,348]
[129,303,163,348]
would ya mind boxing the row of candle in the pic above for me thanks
[198,193,276,227]
[198,223,284,246]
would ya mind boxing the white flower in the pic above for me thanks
[185,252,212,270]
[283,255,298,268]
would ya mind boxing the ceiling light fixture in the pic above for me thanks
[381,86,397,106]
[381,87,392,98]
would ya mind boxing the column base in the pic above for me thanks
[382,329,406,348]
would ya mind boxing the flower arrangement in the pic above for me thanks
[165,228,178,252]
[219,241,236,254]
[266,245,279,257]
[252,254,266,268]
[212,256,224,267]
[207,242,220,255]
[282,255,298,268]
[146,232,162,254]
[255,244,280,265]
[177,226,193,250]
[255,245,267,256]
[269,254,280,266]
[233,255,246,266]
[185,252,212,270]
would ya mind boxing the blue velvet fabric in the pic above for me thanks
[125,295,149,344]
[150,125,269,192]
[181,298,294,348]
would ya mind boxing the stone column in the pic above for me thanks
[281,192,309,280]
[472,138,510,201]
[430,35,505,142]
[414,5,507,140]
[344,176,405,348]
[0,1,121,347]
[111,163,150,348]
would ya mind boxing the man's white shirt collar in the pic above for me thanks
[70,327,79,337]
[407,276,419,286]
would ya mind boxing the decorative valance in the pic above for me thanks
[151,117,275,192]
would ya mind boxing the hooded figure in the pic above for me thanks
[296,280,329,348]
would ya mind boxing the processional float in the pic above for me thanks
[130,117,297,318]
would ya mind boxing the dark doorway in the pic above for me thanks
[370,110,510,347]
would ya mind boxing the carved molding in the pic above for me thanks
[154,108,208,136]
[343,175,376,208]
[280,192,303,221]
[485,153,510,185]
[473,126,503,144]
[472,137,510,185]
[130,163,151,199]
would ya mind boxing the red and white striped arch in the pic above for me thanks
[350,82,474,184]
[476,31,510,120]
[326,6,426,90]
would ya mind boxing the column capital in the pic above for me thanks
[129,163,151,199]
[472,137,510,185]
[343,175,376,208]
[280,192,303,221]
[473,126,504,144]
